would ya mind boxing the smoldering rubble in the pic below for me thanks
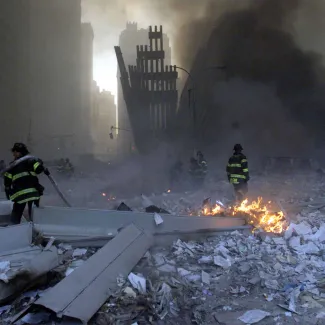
[0,169,325,324]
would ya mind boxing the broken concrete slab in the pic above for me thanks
[0,223,33,253]
[32,223,153,324]
[33,206,247,246]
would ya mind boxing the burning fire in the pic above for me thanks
[203,197,287,234]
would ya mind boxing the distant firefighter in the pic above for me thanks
[226,144,249,202]
[196,151,207,176]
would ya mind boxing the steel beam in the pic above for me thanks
[33,223,152,324]
[33,206,246,246]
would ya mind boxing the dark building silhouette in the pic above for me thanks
[0,0,92,159]
[116,25,177,154]
[117,23,172,156]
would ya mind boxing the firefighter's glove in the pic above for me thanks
[44,168,50,176]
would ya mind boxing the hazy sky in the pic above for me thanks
[81,0,157,98]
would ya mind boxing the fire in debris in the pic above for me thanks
[203,197,287,234]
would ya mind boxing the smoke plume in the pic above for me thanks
[83,0,325,158]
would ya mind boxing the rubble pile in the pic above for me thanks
[0,215,325,324]
[96,221,325,325]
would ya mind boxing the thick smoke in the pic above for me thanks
[83,0,325,168]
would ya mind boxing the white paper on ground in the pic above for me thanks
[292,222,312,236]
[0,261,10,283]
[238,309,270,324]
[154,213,164,225]
[214,255,231,269]
[72,248,87,258]
[201,270,210,285]
[128,272,146,293]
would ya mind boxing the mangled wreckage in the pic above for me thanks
[1,195,325,325]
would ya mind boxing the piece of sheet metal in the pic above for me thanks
[33,223,152,324]
[33,206,246,240]
[0,223,33,253]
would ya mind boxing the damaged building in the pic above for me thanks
[115,25,178,154]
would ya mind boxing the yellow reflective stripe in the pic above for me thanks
[17,196,40,204]
[4,172,12,179]
[33,162,41,171]
[242,168,249,172]
[12,172,37,181]
[228,164,241,168]
[10,188,38,200]
[241,159,247,163]
[13,172,30,181]
[230,174,246,179]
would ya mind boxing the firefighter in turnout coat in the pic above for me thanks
[226,144,249,202]
[4,143,50,224]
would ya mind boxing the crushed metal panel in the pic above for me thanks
[0,223,33,253]
[0,246,59,304]
[33,207,246,238]
[34,223,153,324]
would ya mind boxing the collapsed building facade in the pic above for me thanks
[115,26,178,154]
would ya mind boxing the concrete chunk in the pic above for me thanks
[33,223,153,324]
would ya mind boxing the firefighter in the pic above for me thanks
[189,155,205,187]
[197,151,207,176]
[4,143,50,224]
[226,144,249,202]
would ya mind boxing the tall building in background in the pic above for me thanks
[91,82,116,156]
[117,22,172,157]
[80,22,94,151]
[0,0,93,160]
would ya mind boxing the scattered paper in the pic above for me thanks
[0,261,10,283]
[72,248,87,258]
[128,272,146,293]
[292,222,312,236]
[201,270,210,285]
[154,212,164,225]
[214,255,231,269]
[238,310,270,324]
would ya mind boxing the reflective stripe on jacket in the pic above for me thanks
[226,153,249,184]
[4,156,44,203]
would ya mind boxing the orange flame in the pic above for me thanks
[202,197,287,233]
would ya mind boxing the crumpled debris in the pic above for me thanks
[0,261,10,283]
[238,309,271,324]
[72,248,87,258]
[128,272,146,293]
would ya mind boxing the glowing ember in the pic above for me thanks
[202,197,287,233]
[167,189,171,193]
[102,193,106,197]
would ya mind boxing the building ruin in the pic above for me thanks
[115,25,178,154]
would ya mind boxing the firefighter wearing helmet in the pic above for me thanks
[226,144,249,202]
[3,143,50,224]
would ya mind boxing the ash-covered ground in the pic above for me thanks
[3,157,325,325]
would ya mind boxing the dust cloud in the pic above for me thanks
[80,0,325,195]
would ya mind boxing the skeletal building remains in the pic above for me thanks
[115,26,178,154]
